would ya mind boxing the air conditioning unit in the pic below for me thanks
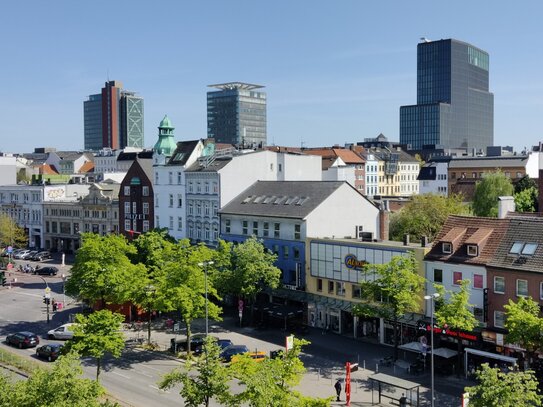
[355,225,364,239]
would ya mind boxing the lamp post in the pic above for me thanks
[198,261,214,336]
[61,274,66,307]
[424,292,440,407]
[145,284,156,345]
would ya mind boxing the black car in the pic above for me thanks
[36,343,63,362]
[33,266,59,276]
[193,337,233,355]
[219,344,249,362]
[170,333,207,353]
[5,331,40,348]
[31,251,51,261]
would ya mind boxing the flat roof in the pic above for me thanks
[208,82,264,90]
[369,373,420,390]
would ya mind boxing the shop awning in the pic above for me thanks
[399,341,425,353]
[464,347,517,377]
[433,347,457,358]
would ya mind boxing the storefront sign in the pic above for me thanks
[419,321,478,342]
[344,254,367,270]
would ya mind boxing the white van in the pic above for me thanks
[47,323,77,340]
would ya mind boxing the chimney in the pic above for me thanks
[379,207,389,241]
[403,234,410,246]
[421,235,428,247]
[498,196,515,218]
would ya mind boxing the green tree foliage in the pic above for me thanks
[514,186,538,213]
[434,280,478,374]
[514,175,537,194]
[0,214,28,249]
[389,193,469,242]
[216,237,281,322]
[353,254,425,361]
[472,171,514,217]
[504,296,543,367]
[66,233,143,308]
[229,338,332,407]
[0,351,116,407]
[64,310,125,381]
[159,336,233,407]
[465,363,542,407]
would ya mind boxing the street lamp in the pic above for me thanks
[145,284,156,345]
[424,292,440,407]
[198,261,214,336]
[61,274,66,307]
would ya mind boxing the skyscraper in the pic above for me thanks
[207,82,267,148]
[400,39,493,151]
[84,81,144,150]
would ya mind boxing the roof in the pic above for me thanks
[418,164,437,180]
[425,215,510,265]
[220,181,348,219]
[117,150,153,161]
[185,157,232,173]
[159,115,173,129]
[366,147,419,163]
[40,164,58,175]
[489,216,543,272]
[333,148,364,164]
[208,82,264,91]
[167,140,201,166]
[78,161,95,173]
[136,157,154,181]
[448,156,529,169]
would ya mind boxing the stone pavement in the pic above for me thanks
[126,313,468,406]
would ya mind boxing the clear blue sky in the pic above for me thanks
[1,1,541,153]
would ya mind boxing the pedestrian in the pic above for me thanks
[399,393,407,407]
[52,298,57,312]
[334,379,342,402]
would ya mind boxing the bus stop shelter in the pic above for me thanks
[369,373,420,406]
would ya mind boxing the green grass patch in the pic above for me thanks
[0,347,43,375]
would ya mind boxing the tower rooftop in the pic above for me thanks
[208,82,265,91]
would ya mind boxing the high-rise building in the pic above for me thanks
[400,39,493,152]
[207,82,267,148]
[84,81,144,150]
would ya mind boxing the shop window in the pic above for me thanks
[516,279,528,297]
[328,281,334,294]
[494,276,505,294]
[317,279,322,292]
[494,311,506,328]
[453,271,462,285]
[433,269,443,283]
[473,274,483,289]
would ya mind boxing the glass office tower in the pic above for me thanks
[400,39,493,151]
[207,82,267,148]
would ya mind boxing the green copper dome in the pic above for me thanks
[153,115,177,156]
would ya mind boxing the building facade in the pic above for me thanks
[418,159,450,195]
[400,39,494,151]
[84,81,144,150]
[207,82,267,148]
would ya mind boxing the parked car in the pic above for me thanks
[219,344,250,362]
[32,251,51,261]
[35,343,63,361]
[21,251,38,260]
[5,331,39,348]
[47,323,76,340]
[33,266,59,276]
[231,350,266,363]
[192,337,234,355]
[14,249,31,259]
[170,333,208,353]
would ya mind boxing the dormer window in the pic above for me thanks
[442,242,452,254]
[467,245,478,257]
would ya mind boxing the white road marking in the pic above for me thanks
[134,369,153,378]
[143,365,162,372]
[149,385,170,393]
[111,371,130,379]
[12,291,42,298]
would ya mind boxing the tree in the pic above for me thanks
[159,336,233,407]
[66,233,142,309]
[352,253,425,361]
[472,171,514,217]
[514,186,538,213]
[434,280,478,375]
[64,310,125,381]
[389,193,469,242]
[0,214,28,249]
[217,237,281,322]
[504,296,543,368]
[229,338,332,407]
[0,351,117,407]
[465,363,542,407]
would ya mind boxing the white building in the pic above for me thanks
[364,152,379,198]
[0,156,17,185]
[418,160,450,195]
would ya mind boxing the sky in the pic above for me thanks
[1,1,542,154]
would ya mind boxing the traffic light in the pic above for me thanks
[43,297,50,305]
[0,272,5,286]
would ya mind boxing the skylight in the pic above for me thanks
[509,242,538,256]
[509,242,523,254]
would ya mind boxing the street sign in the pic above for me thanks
[7,246,13,254]
[173,323,180,333]
[285,334,294,351]
[238,299,244,311]
[45,287,51,294]
[238,310,243,318]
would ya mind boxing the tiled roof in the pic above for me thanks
[220,181,349,219]
[79,161,95,173]
[40,164,58,175]
[425,215,510,265]
[489,216,543,272]
[333,149,365,164]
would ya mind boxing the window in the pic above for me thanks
[294,224,301,240]
[272,245,279,255]
[474,308,484,323]
[293,247,300,260]
[263,222,269,237]
[124,202,131,214]
[509,242,523,254]
[225,219,231,233]
[177,217,183,231]
[168,172,173,184]
[442,242,452,254]
[213,202,218,217]
[142,186,149,196]
[352,285,361,299]
[278,163,282,172]
[328,281,334,294]
[205,182,209,193]
[155,172,159,184]
[124,186,130,196]
[336,282,345,296]
[132,202,137,214]
[155,216,160,228]
[143,202,149,215]
[242,221,248,235]
[213,223,218,240]
[252,221,258,236]
[188,202,193,215]
[177,172,182,184]
[516,279,528,297]
[467,245,478,256]
[45,221,50,233]
[274,223,280,238]
[433,269,443,283]
[453,271,462,285]
[169,216,174,230]
[494,311,506,328]
[124,220,131,231]
[188,182,193,192]
[317,279,322,292]
[143,221,149,232]
[169,194,174,207]
[522,243,538,255]
[283,246,289,259]
[540,282,543,300]
[473,274,483,289]
[177,194,183,208]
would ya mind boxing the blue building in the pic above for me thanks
[400,39,493,152]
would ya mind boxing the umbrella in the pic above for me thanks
[432,347,457,358]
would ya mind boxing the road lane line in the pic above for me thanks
[149,385,170,393]
[143,365,162,372]
[135,369,153,378]
[111,371,130,379]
